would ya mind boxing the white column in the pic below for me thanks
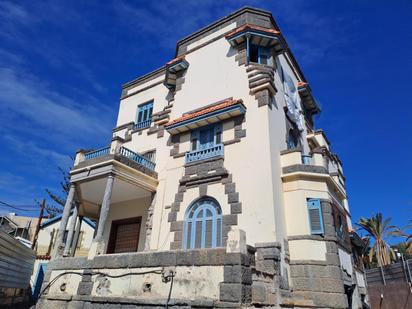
[63,205,78,256]
[144,192,156,251]
[95,175,114,240]
[88,175,114,258]
[54,184,76,257]
[70,216,83,257]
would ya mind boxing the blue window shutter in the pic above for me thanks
[307,198,324,235]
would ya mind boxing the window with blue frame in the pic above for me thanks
[136,101,153,129]
[186,123,223,163]
[191,124,222,151]
[307,198,324,235]
[184,197,222,249]
[250,44,270,65]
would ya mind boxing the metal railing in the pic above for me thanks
[84,146,110,160]
[134,119,152,130]
[185,144,224,164]
[120,147,156,171]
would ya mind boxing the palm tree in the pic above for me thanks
[357,213,397,267]
[397,220,412,255]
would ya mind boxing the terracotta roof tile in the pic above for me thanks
[166,98,243,127]
[166,55,186,66]
[226,23,280,38]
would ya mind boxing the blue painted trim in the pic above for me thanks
[119,146,156,171]
[84,146,110,160]
[167,59,189,73]
[307,198,324,235]
[41,212,96,229]
[246,35,250,65]
[185,143,224,164]
[136,101,153,129]
[32,262,48,298]
[166,104,246,131]
[184,197,222,249]
[227,29,282,45]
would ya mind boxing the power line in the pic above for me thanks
[0,200,40,211]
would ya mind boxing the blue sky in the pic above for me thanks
[0,1,411,240]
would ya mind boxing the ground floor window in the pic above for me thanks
[107,217,141,254]
[184,197,222,249]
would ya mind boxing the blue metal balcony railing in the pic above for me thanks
[120,146,156,171]
[185,144,224,164]
[83,146,156,171]
[84,146,110,160]
[134,119,152,130]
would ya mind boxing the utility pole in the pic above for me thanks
[31,199,45,250]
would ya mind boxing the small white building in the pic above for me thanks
[36,7,368,309]
[31,213,95,299]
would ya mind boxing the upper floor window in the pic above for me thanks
[136,101,153,129]
[250,45,270,65]
[191,124,222,151]
[333,210,345,239]
[184,197,222,249]
[287,129,299,150]
[307,198,324,235]
[186,124,223,163]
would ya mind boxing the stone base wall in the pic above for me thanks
[289,261,348,309]
[36,240,359,308]
[36,244,289,309]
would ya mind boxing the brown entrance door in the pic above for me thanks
[107,217,141,254]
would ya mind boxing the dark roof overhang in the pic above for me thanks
[164,57,189,89]
[297,82,321,114]
[226,24,285,53]
[165,99,246,135]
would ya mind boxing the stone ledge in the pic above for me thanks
[282,164,328,175]
[47,249,251,270]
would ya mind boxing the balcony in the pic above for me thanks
[71,138,158,219]
[134,119,152,130]
[280,149,328,175]
[77,145,156,175]
[280,148,346,201]
[185,144,224,164]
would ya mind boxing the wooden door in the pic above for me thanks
[107,217,141,254]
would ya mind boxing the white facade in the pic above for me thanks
[37,7,368,309]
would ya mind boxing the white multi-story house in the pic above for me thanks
[36,7,368,309]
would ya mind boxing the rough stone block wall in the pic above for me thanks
[287,199,350,309]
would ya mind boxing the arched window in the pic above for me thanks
[184,197,222,249]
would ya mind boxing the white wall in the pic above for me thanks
[102,196,151,252]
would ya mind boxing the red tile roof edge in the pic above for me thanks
[166,98,244,127]
[166,55,186,66]
[225,23,280,38]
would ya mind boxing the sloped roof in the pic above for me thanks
[166,98,243,127]
[41,212,96,229]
